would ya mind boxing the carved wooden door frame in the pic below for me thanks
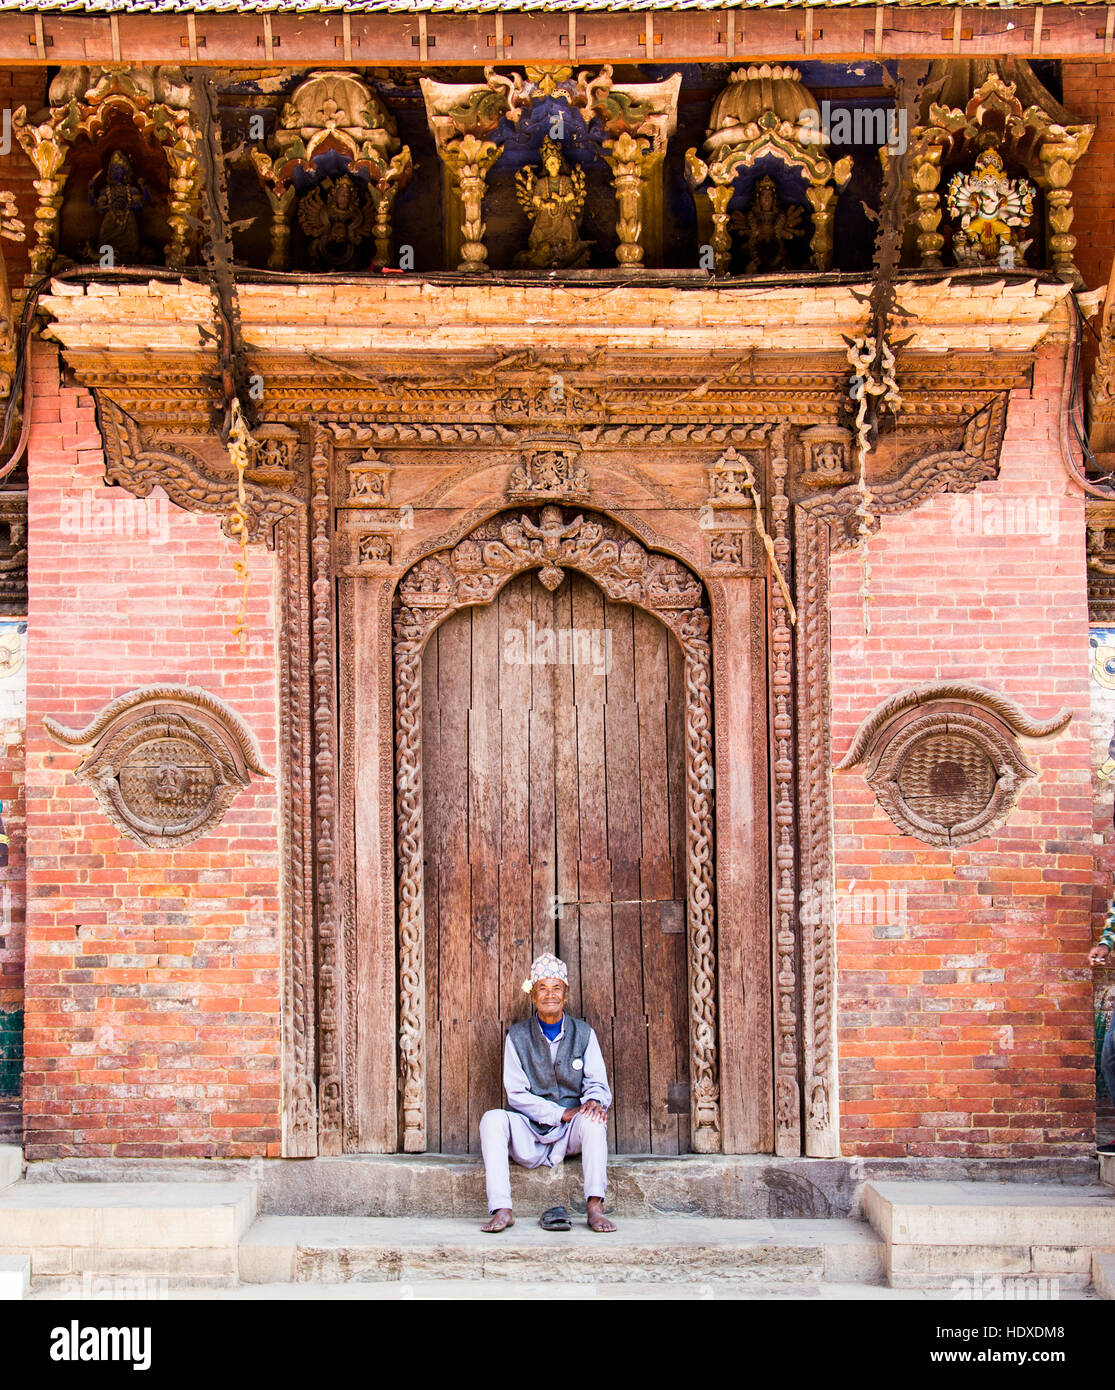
[391,506,721,1153]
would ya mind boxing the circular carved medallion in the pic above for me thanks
[43,686,269,848]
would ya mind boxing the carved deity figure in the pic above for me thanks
[946,146,1035,268]
[297,173,373,271]
[730,175,804,273]
[514,138,590,269]
[87,150,151,264]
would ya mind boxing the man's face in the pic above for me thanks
[532,976,568,1024]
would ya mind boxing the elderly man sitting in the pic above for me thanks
[479,953,617,1233]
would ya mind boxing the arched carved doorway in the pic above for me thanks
[392,506,720,1154]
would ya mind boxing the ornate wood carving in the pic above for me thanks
[767,424,801,1156]
[309,428,343,1154]
[95,394,303,545]
[909,60,1093,283]
[250,70,412,272]
[836,683,1071,848]
[1087,499,1115,622]
[42,685,269,847]
[0,492,27,614]
[14,65,203,276]
[392,505,722,1153]
[277,509,318,1156]
[685,65,853,274]
[793,393,1010,1156]
[507,439,590,503]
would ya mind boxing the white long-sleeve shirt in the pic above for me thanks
[503,1016,612,1133]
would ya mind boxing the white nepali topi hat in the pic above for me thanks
[522,952,569,993]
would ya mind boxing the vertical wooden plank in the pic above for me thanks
[468,595,503,1152]
[421,634,441,1153]
[665,618,691,1154]
[499,575,533,1031]
[436,610,472,1153]
[715,578,773,1153]
[353,580,397,1151]
[570,574,616,1152]
[552,578,583,1011]
[603,598,649,1153]
[634,608,683,1154]
[529,575,558,970]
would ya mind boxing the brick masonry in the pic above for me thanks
[830,344,1094,1158]
[21,342,282,1159]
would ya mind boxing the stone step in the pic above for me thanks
[0,1146,20,1191]
[1100,1154,1115,1190]
[1093,1251,1115,1299]
[0,1181,257,1285]
[238,1215,884,1286]
[864,1180,1115,1289]
[0,1254,29,1300]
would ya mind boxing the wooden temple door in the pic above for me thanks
[419,566,694,1155]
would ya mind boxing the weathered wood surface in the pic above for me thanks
[421,568,693,1154]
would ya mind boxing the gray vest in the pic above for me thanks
[507,1014,592,1136]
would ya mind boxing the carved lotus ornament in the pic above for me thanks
[837,682,1072,847]
[43,685,270,847]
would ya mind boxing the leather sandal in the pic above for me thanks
[539,1205,572,1231]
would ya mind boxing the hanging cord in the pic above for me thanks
[226,398,254,655]
[845,333,902,637]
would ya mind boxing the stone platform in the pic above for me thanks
[3,1146,1113,1298]
[864,1179,1115,1289]
[19,1152,1099,1220]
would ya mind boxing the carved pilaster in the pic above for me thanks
[310,427,343,1154]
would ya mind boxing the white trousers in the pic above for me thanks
[479,1108,609,1213]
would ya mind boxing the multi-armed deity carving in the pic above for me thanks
[13,65,201,276]
[730,173,805,273]
[421,63,679,272]
[514,137,590,268]
[686,65,852,275]
[251,70,412,272]
[945,147,1035,269]
[908,59,1092,283]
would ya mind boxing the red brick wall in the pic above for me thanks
[22,343,282,1158]
[830,344,1094,1158]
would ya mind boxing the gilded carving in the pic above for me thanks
[251,70,412,272]
[686,66,853,274]
[909,60,1093,283]
[14,65,202,276]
